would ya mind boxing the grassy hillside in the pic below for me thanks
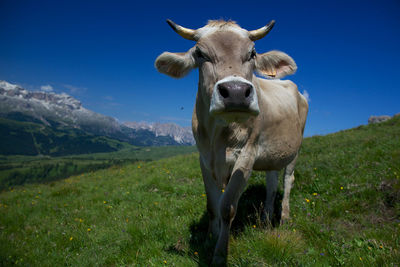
[0,116,399,266]
[0,146,197,191]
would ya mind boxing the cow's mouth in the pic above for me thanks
[210,108,259,124]
[224,106,259,115]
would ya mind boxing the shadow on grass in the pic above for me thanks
[167,183,282,266]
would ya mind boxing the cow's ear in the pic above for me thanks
[255,50,297,79]
[155,48,196,78]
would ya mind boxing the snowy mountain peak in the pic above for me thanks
[0,81,83,110]
[0,80,19,91]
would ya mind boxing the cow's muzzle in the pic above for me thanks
[210,76,259,117]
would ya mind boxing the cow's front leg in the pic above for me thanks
[211,166,252,266]
[200,157,221,238]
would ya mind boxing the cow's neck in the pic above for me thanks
[195,81,256,152]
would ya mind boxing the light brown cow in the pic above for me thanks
[155,19,308,265]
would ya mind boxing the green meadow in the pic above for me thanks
[1,116,399,266]
[0,146,197,191]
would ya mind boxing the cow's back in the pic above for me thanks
[253,77,308,171]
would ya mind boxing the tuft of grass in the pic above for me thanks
[0,116,399,266]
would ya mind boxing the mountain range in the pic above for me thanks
[0,81,194,155]
[123,121,194,145]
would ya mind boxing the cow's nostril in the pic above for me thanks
[245,88,251,98]
[218,86,229,98]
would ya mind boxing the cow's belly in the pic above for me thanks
[252,135,301,171]
[223,138,300,171]
[253,149,297,171]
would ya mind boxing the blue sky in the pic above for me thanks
[1,0,399,136]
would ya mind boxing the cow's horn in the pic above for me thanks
[166,19,197,41]
[249,20,275,41]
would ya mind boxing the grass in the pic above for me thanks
[0,146,197,191]
[0,116,399,266]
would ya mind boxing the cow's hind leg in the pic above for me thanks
[262,170,279,223]
[281,155,298,224]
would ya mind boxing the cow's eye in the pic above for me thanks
[249,49,256,61]
[195,48,210,61]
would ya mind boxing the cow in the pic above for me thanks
[155,19,308,265]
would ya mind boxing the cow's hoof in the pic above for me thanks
[281,211,290,224]
[211,255,227,267]
[261,210,274,226]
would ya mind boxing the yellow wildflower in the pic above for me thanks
[340,186,344,190]
[194,251,198,255]
[305,198,310,203]
[87,228,91,232]
[313,193,318,196]
[69,237,73,241]
[252,225,256,228]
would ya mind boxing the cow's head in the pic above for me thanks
[155,20,297,121]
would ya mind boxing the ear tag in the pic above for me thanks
[265,69,276,77]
